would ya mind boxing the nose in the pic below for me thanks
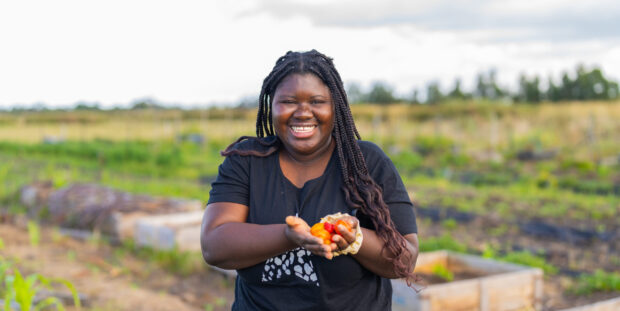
[293,101,313,119]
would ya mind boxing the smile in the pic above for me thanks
[291,125,317,133]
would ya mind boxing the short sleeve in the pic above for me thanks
[360,142,417,235]
[207,154,250,206]
[376,157,418,235]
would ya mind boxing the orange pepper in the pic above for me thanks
[314,230,332,245]
[310,222,325,236]
[334,219,352,236]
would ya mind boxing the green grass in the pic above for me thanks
[119,240,206,277]
[419,234,468,253]
[27,221,40,247]
[431,264,454,282]
[570,269,620,295]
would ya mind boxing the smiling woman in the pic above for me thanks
[200,50,419,311]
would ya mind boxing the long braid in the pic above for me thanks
[226,50,416,282]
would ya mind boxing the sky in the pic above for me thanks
[1,0,619,108]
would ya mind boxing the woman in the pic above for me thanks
[201,50,418,310]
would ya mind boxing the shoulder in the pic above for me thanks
[225,136,279,156]
[357,140,390,164]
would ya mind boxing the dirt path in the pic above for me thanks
[0,221,234,311]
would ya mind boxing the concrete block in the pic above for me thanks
[134,211,204,251]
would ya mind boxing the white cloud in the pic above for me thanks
[0,0,618,108]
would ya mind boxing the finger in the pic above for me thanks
[344,216,358,228]
[337,224,357,244]
[331,234,349,250]
[285,216,301,227]
[306,244,332,258]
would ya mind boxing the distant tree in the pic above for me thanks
[410,89,421,104]
[74,102,101,111]
[130,98,163,110]
[516,74,542,103]
[546,77,561,102]
[448,78,468,100]
[364,81,398,104]
[237,95,258,108]
[346,82,364,104]
[549,65,619,102]
[426,81,443,105]
[474,69,506,100]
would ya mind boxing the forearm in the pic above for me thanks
[201,222,297,270]
[352,229,418,279]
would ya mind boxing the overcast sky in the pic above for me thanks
[1,0,619,108]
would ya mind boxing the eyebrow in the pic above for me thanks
[276,94,328,99]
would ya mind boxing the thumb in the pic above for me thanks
[285,215,302,227]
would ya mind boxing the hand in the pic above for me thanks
[330,216,359,253]
[285,216,335,259]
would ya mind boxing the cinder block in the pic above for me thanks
[134,211,204,251]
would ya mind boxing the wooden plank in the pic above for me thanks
[484,271,538,310]
[414,250,448,274]
[424,279,480,311]
[394,251,543,311]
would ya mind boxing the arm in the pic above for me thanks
[200,202,333,270]
[353,230,418,279]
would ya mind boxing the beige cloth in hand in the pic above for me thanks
[319,212,363,257]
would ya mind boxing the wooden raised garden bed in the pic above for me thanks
[392,250,543,311]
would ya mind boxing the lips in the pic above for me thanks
[289,124,317,138]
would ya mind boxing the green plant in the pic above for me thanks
[498,251,558,275]
[390,150,423,174]
[441,219,457,231]
[0,258,80,311]
[431,264,454,282]
[570,269,620,295]
[27,221,40,247]
[120,240,204,276]
[481,244,497,259]
[419,234,467,253]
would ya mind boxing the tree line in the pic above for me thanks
[348,65,619,105]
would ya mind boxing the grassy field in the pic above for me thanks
[1,101,619,309]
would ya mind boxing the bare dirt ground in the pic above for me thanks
[2,212,619,310]
[0,218,235,311]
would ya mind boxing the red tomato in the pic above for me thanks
[323,222,334,233]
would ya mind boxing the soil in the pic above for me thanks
[418,219,620,310]
[416,270,484,285]
[0,217,235,311]
[2,210,620,310]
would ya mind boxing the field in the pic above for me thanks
[1,101,619,310]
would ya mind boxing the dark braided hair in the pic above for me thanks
[223,50,415,281]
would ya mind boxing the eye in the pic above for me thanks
[279,100,296,104]
[312,100,327,105]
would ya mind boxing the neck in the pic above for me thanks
[283,138,335,166]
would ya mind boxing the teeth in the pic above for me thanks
[291,126,316,133]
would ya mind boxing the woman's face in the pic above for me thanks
[272,73,335,158]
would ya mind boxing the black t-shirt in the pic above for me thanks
[208,137,417,311]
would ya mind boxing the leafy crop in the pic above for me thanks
[570,269,620,295]
[0,258,80,311]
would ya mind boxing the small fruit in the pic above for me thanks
[334,220,352,236]
[323,222,334,233]
[310,217,354,245]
